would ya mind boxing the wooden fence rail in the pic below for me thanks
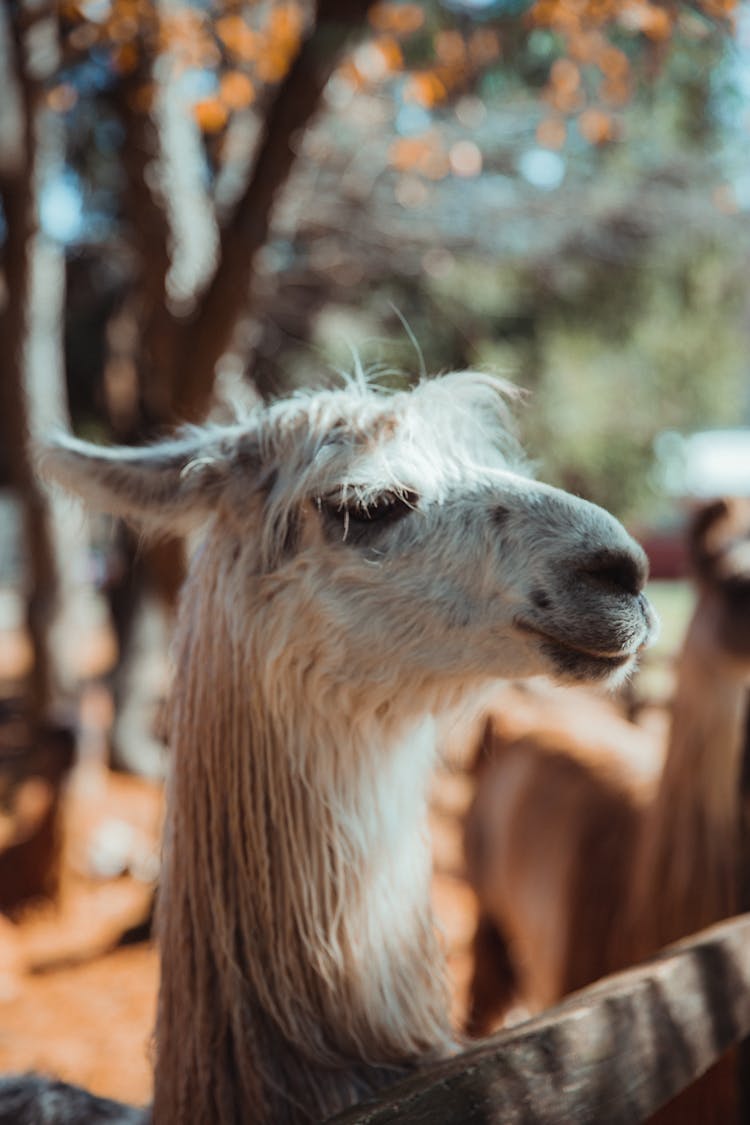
[330,913,750,1125]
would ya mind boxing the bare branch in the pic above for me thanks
[109,70,176,437]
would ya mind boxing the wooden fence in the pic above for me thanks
[330,913,750,1124]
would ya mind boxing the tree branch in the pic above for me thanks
[109,69,176,438]
[171,0,376,421]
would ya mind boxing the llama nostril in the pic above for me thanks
[581,548,647,596]
[531,588,552,610]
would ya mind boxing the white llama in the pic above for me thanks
[31,372,655,1124]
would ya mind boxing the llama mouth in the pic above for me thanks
[515,620,638,670]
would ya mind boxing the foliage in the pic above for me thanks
[3,0,747,523]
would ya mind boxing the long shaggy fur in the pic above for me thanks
[154,537,453,1124]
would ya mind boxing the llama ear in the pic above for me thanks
[38,429,260,532]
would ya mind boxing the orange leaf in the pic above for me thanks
[219,70,255,109]
[578,107,615,145]
[619,1,673,40]
[699,0,737,15]
[377,35,403,71]
[389,136,432,172]
[369,2,424,34]
[549,58,580,95]
[216,15,261,61]
[268,2,303,53]
[255,48,292,84]
[193,96,228,134]
[567,30,605,64]
[598,46,629,80]
[435,30,466,66]
[336,59,367,91]
[389,133,449,180]
[536,115,567,150]
[404,72,447,107]
[111,42,139,74]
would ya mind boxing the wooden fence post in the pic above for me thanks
[738,696,750,1122]
[330,915,750,1125]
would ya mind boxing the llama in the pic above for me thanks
[465,497,750,1123]
[29,372,655,1124]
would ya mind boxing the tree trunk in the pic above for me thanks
[171,0,378,422]
[0,4,57,722]
[0,3,74,909]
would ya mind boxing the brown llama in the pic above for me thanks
[465,497,750,1124]
[21,372,655,1124]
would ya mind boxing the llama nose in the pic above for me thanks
[580,547,648,596]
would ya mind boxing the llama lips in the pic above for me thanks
[515,620,639,667]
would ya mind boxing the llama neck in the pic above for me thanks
[630,601,746,955]
[154,548,453,1125]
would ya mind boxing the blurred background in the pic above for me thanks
[0,0,748,1106]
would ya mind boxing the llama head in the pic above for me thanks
[41,373,656,700]
[689,497,750,669]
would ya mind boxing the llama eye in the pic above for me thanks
[349,490,418,523]
[322,490,419,525]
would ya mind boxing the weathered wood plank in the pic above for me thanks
[330,914,750,1125]
[737,695,750,1122]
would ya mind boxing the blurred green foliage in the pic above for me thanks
[302,15,748,526]
[39,1,750,527]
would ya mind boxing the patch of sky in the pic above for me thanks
[72,52,117,94]
[442,0,532,14]
[732,170,750,211]
[656,429,750,498]
[40,172,84,244]
[257,239,295,275]
[79,0,111,22]
[517,148,565,190]
[395,104,432,136]
[713,6,750,208]
[173,66,219,100]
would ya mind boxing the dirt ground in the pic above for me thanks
[0,765,162,1104]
